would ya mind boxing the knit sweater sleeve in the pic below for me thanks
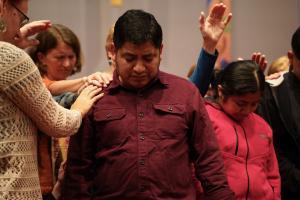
[0,42,81,137]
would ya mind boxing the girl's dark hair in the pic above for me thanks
[214,60,265,98]
[27,24,82,76]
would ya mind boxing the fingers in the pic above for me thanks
[224,13,233,26]
[265,72,281,80]
[87,72,113,87]
[213,3,226,20]
[251,52,268,72]
[92,93,105,102]
[21,20,52,36]
[80,85,101,96]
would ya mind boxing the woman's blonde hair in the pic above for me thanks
[267,55,289,75]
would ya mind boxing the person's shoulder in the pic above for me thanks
[0,41,24,54]
[251,112,273,134]
[265,71,288,87]
[0,41,29,64]
[159,71,196,90]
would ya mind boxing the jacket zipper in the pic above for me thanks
[240,125,250,200]
[233,126,239,156]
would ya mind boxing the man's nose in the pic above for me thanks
[133,61,146,74]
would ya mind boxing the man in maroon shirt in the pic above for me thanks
[64,8,234,200]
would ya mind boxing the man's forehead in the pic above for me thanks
[118,42,161,54]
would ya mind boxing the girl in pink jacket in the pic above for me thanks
[205,60,281,200]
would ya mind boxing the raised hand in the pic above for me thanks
[199,3,232,54]
[251,52,268,72]
[14,20,51,49]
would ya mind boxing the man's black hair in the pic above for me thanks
[113,9,163,49]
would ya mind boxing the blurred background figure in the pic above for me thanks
[267,55,289,76]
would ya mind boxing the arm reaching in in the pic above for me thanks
[47,72,113,96]
[14,20,52,49]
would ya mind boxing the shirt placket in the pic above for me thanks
[136,92,150,196]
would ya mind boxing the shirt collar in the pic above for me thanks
[108,70,169,92]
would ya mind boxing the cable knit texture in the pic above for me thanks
[0,42,81,199]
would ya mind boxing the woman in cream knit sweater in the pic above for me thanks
[0,0,103,199]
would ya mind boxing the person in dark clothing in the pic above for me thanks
[257,26,300,199]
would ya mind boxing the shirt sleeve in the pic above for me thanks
[188,88,235,200]
[0,43,81,137]
[189,48,218,97]
[63,111,95,199]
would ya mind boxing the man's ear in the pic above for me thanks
[159,44,163,58]
[287,50,293,60]
[287,50,294,71]
[106,42,114,60]
[111,43,116,62]
[0,0,8,18]
[217,85,223,99]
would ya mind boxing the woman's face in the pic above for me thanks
[38,41,77,81]
[1,0,28,44]
[219,91,261,121]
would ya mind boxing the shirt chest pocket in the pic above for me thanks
[152,104,188,139]
[93,108,127,147]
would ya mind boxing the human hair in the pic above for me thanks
[27,24,82,76]
[105,25,114,46]
[214,60,265,98]
[113,9,162,49]
[267,55,289,75]
[292,26,300,59]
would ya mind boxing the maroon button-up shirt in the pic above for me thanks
[64,71,234,200]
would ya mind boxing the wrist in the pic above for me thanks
[70,107,83,118]
[203,41,217,55]
[202,45,216,55]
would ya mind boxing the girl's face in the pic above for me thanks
[1,0,29,44]
[219,90,261,121]
[38,41,77,81]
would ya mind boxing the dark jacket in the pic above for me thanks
[257,72,300,199]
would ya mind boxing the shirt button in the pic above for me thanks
[140,185,146,192]
[138,112,144,118]
[140,134,145,141]
[139,159,145,165]
[168,106,173,112]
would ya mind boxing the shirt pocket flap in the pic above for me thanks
[153,104,185,115]
[94,108,126,121]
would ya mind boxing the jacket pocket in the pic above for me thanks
[93,108,127,147]
[152,104,187,139]
[94,107,126,121]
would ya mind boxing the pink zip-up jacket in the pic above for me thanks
[205,101,281,200]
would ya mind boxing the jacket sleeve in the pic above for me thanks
[189,48,218,97]
[63,111,95,200]
[188,88,235,200]
[0,43,81,137]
